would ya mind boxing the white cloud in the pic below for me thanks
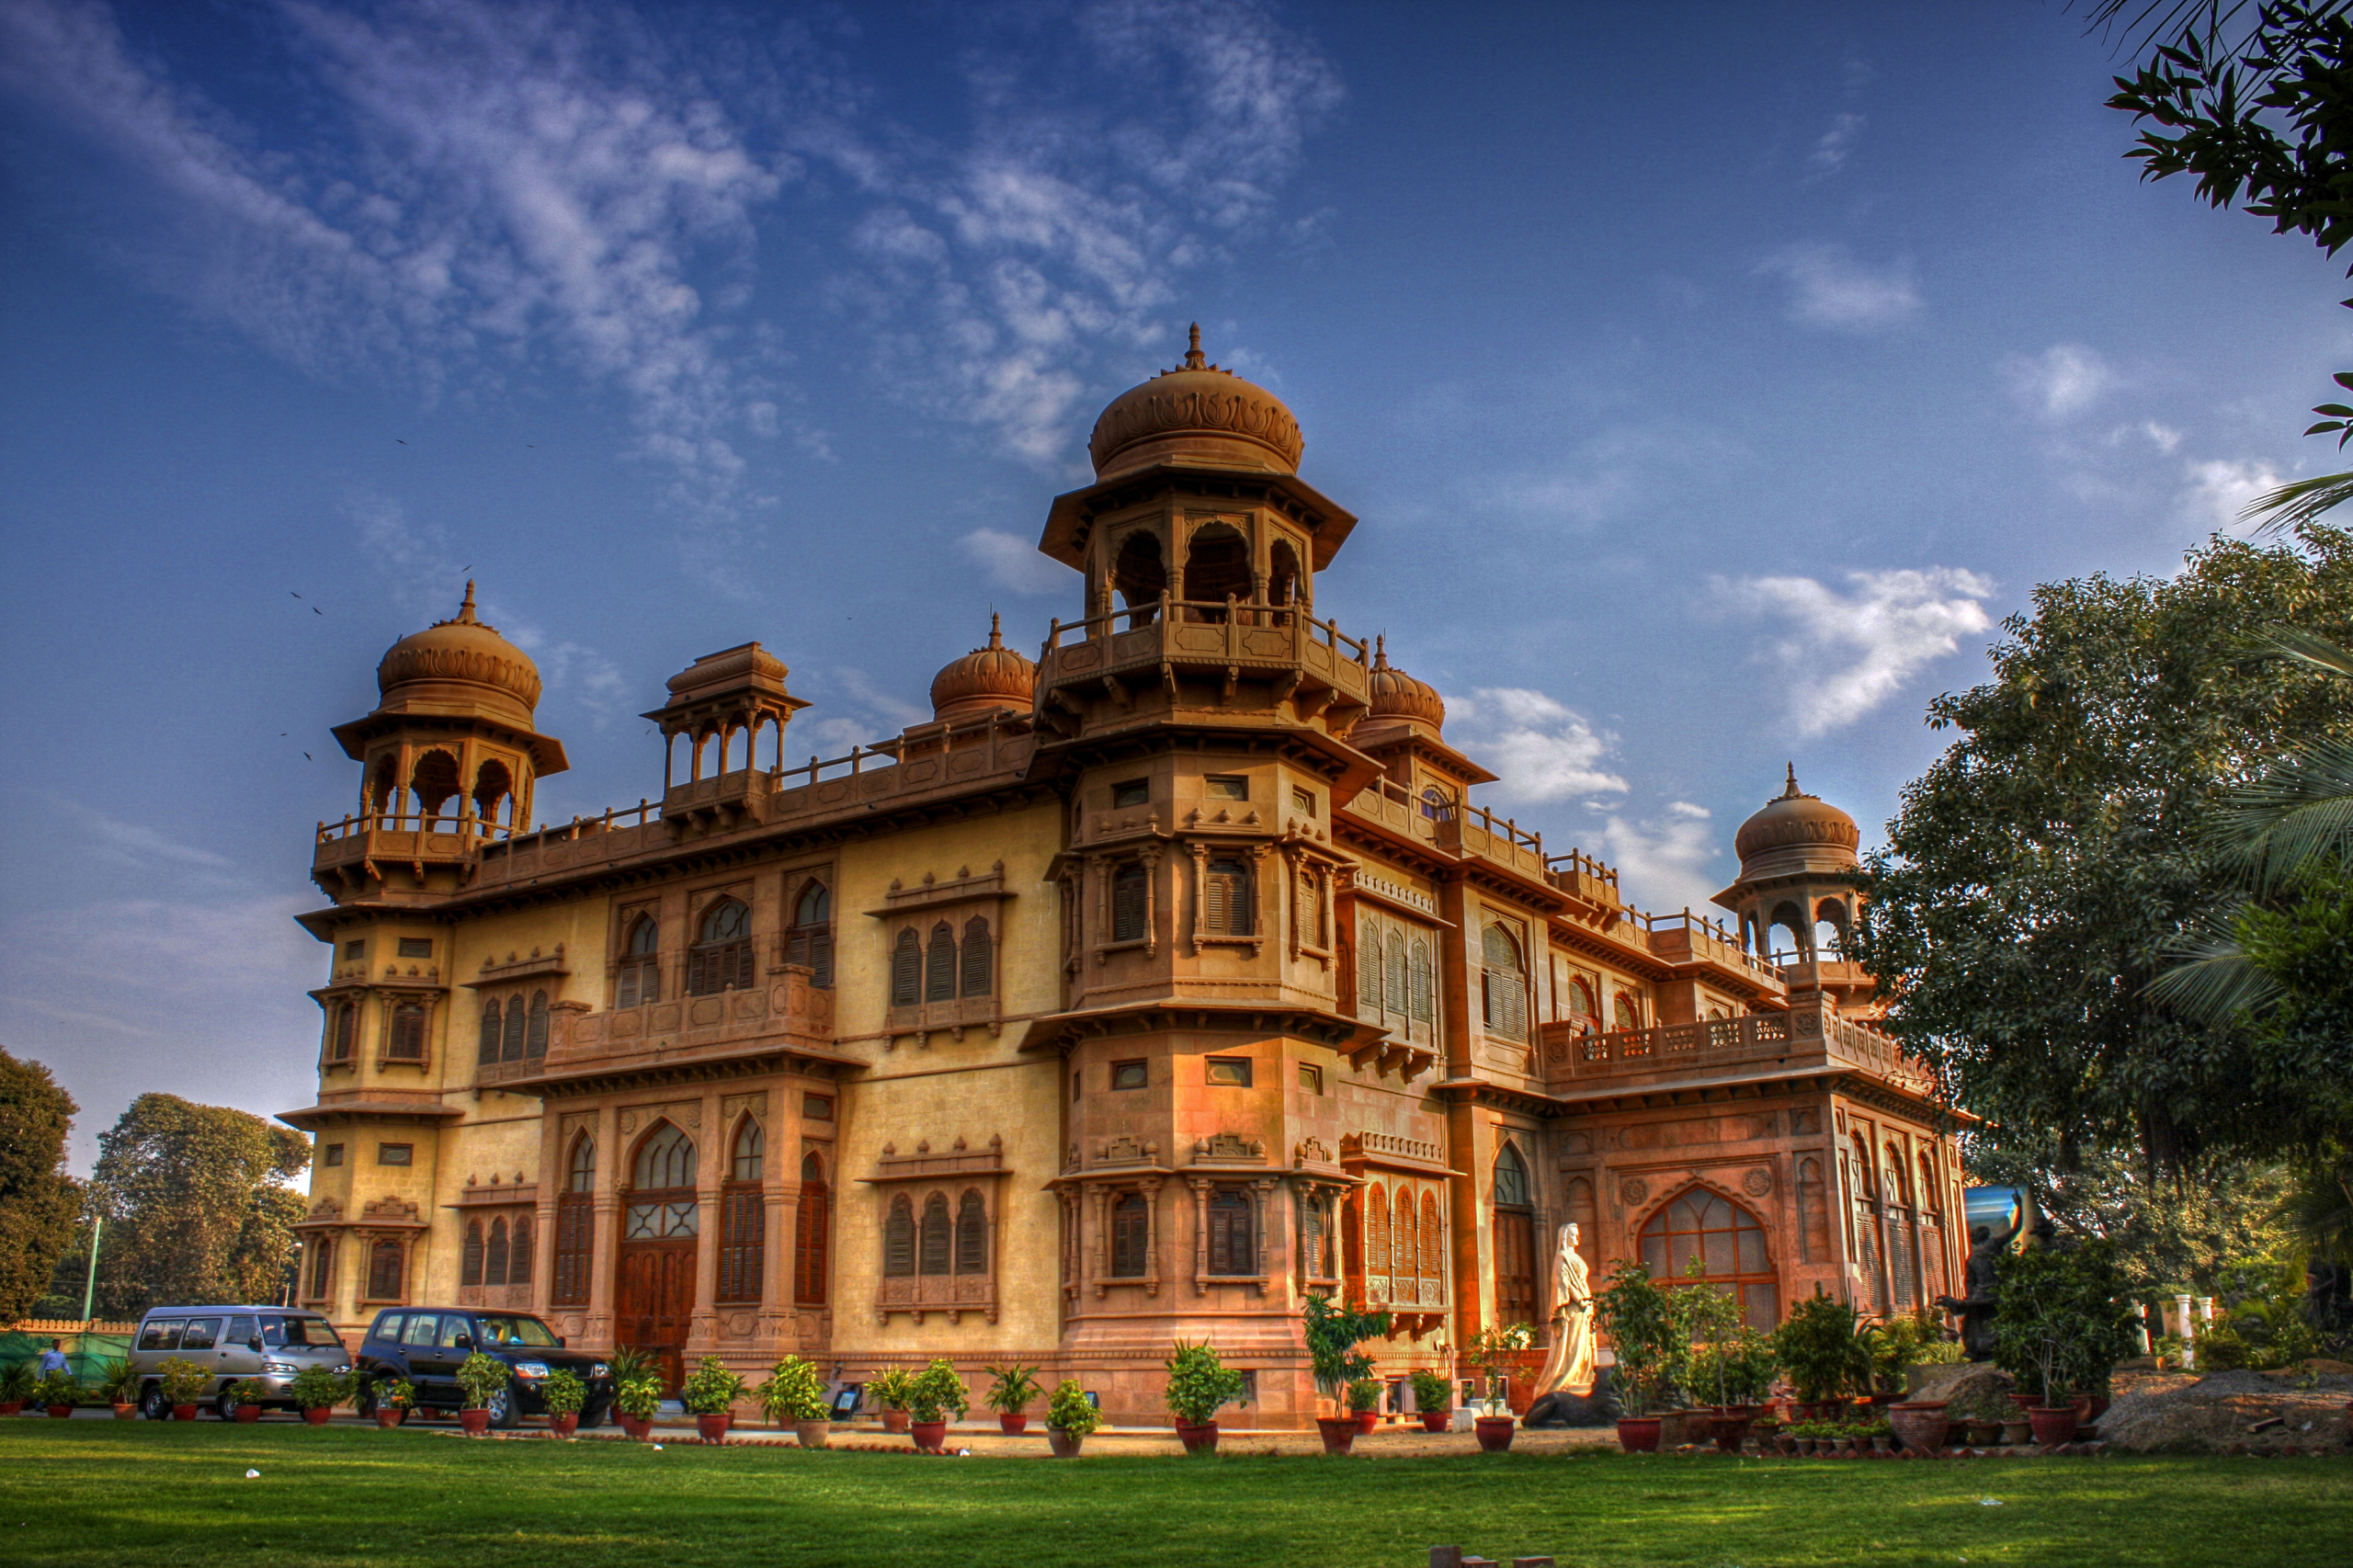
[2184,458,2285,529]
[1591,801,1722,917]
[1444,687,1628,802]
[47,798,234,873]
[959,528,1071,596]
[2003,343,2117,420]
[1807,113,1864,176]
[1757,243,1919,332]
[2141,421,2184,454]
[1719,566,1995,734]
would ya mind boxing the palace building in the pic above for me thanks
[283,330,1961,1425]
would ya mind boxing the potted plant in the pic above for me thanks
[1163,1340,1245,1454]
[906,1358,969,1453]
[1410,1368,1453,1434]
[452,1354,508,1437]
[983,1362,1042,1435]
[228,1377,267,1423]
[759,1355,833,1449]
[288,1364,347,1427]
[1302,1290,1390,1454]
[1346,1377,1383,1436]
[1992,1241,2140,1449]
[613,1372,663,1440]
[1461,1324,1532,1451]
[0,1359,39,1415]
[1595,1261,1685,1453]
[1044,1378,1097,1458]
[679,1356,748,1444]
[1772,1289,1867,1421]
[93,1358,140,1420]
[868,1367,915,1434]
[370,1378,415,1429]
[155,1357,209,1421]
[539,1368,585,1437]
[34,1369,79,1419]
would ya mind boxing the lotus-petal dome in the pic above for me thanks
[930,614,1037,724]
[375,582,540,724]
[1733,767,1860,879]
[1088,324,1304,481]
[1366,636,1445,729]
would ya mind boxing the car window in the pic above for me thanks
[136,1320,184,1352]
[178,1318,222,1351]
[401,1314,440,1346]
[227,1315,258,1346]
[266,1315,345,1348]
[472,1315,558,1347]
[438,1316,473,1348]
[370,1312,404,1344]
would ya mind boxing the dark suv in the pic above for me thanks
[352,1308,612,1429]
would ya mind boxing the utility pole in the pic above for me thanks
[79,1215,101,1324]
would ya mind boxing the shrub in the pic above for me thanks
[1692,1325,1779,1406]
[907,1359,969,1425]
[229,1378,268,1407]
[759,1356,831,1424]
[868,1367,915,1413]
[1047,1378,1098,1437]
[1772,1290,1869,1403]
[1992,1241,2142,1400]
[1594,1261,1682,1415]
[679,1357,747,1415]
[155,1357,210,1406]
[983,1362,1041,1415]
[538,1368,586,1417]
[1345,1377,1382,1414]
[92,1358,140,1406]
[1302,1290,1390,1403]
[1409,1367,1453,1414]
[613,1374,663,1420]
[370,1377,416,1410]
[1,1360,42,1403]
[289,1364,349,1411]
[1463,1322,1532,1415]
[1163,1340,1246,1427]
[34,1371,80,1409]
[451,1355,507,1412]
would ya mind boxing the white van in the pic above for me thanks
[127,1306,351,1420]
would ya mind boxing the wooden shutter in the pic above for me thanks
[883,1195,915,1278]
[527,992,548,1058]
[890,930,920,1006]
[390,1004,426,1061]
[718,1188,764,1303]
[461,1221,484,1287]
[1367,1184,1390,1298]
[554,1198,592,1305]
[1410,938,1434,1022]
[1357,915,1381,1007]
[509,1216,533,1285]
[1385,930,1407,1013]
[1112,865,1147,942]
[501,998,526,1062]
[1299,1195,1324,1278]
[486,1218,510,1287]
[1205,858,1248,935]
[1208,1188,1253,1276]
[1112,1194,1149,1277]
[960,917,993,997]
[919,1194,951,1275]
[333,1004,356,1062]
[793,1156,828,1304]
[1421,1191,1445,1301]
[924,922,956,1002]
[955,1189,987,1274]
[1391,1184,1416,1284]
[368,1240,403,1301]
[478,1002,501,1066]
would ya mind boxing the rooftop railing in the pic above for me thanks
[1040,594,1370,661]
[1542,1003,1933,1095]
[315,812,521,846]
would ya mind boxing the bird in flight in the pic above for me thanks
[303,752,313,760]
[290,591,301,598]
[396,439,407,445]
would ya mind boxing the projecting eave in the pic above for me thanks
[1039,461,1359,571]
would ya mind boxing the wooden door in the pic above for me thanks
[616,1240,696,1392]
[1494,1207,1538,1327]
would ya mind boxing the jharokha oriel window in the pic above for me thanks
[688,898,754,995]
[617,915,659,1007]
[1480,924,1529,1041]
[386,1001,427,1062]
[1111,862,1149,943]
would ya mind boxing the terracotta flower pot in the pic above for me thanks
[1419,1409,1451,1433]
[0,1402,23,1417]
[2028,1405,2078,1447]
[48,1403,76,1420]
[1475,1415,1517,1452]
[376,1408,405,1429]
[2007,1392,2040,1414]
[1316,1415,1358,1454]
[111,1403,136,1421]
[1688,1411,1719,1446]
[550,1413,578,1438]
[1712,1414,1754,1455]
[1888,1402,1951,1454]
[1046,1426,1083,1458]
[1615,1416,1661,1454]
[1175,1420,1219,1454]
[1968,1419,2002,1446]
[2000,1419,2032,1446]
[795,1419,831,1449]
[618,1414,653,1441]
[881,1409,911,1434]
[998,1412,1029,1435]
[303,1407,333,1427]
[695,1413,733,1445]
[170,1403,199,1422]
[233,1404,261,1424]
[1354,1409,1380,1435]
[459,1409,491,1437]
[910,1419,949,1452]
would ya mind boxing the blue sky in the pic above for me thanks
[3,0,2345,1170]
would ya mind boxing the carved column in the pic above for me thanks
[1188,1177,1211,1296]
[585,1102,620,1348]
[1252,1178,1278,1297]
[1142,1176,1165,1298]
[687,1090,722,1354]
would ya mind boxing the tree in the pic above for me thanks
[0,1048,81,1321]
[1850,526,2353,1175]
[89,1095,309,1316]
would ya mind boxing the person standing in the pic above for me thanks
[31,1340,71,1413]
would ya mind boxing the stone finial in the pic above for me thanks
[1780,762,1802,800]
[457,579,480,624]
[1183,322,1206,369]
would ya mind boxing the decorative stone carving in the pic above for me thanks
[1097,1133,1159,1165]
[1294,1136,1330,1165]
[1743,1166,1774,1198]
[721,1092,767,1128]
[308,1197,343,1221]
[1193,1131,1267,1165]
[1619,1176,1649,1209]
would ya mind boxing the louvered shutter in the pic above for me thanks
[955,1190,987,1273]
[333,1004,356,1061]
[477,1003,500,1065]
[1386,931,1408,1013]
[883,1197,914,1278]
[919,1194,951,1275]
[510,1216,533,1285]
[925,922,956,1002]
[1421,1192,1445,1300]
[1358,916,1381,1007]
[1209,1189,1253,1276]
[794,1158,828,1304]
[461,1222,483,1287]
[1410,939,1434,1022]
[1205,859,1248,935]
[501,999,526,1062]
[486,1218,510,1287]
[554,1199,592,1305]
[1112,865,1148,941]
[1367,1185,1390,1298]
[1391,1186,1416,1283]
[527,992,548,1058]
[890,930,920,1006]
[390,1004,426,1060]
[1112,1194,1149,1277]
[960,917,993,996]
[808,926,834,988]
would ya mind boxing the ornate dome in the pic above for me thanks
[1088,324,1304,481]
[1733,766,1860,879]
[1366,636,1445,729]
[375,582,541,724]
[930,614,1037,724]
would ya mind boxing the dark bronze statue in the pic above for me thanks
[1936,1221,2003,1360]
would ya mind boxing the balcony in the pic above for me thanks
[502,967,856,1095]
[1036,597,1371,726]
[312,812,517,893]
[1539,1001,1937,1099]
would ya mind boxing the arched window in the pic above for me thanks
[618,915,659,1008]
[787,880,834,989]
[412,749,460,824]
[509,1216,533,1285]
[1181,520,1252,610]
[924,921,957,1003]
[890,929,921,1006]
[1564,977,1596,1029]
[883,1194,915,1278]
[568,1137,596,1192]
[794,1153,829,1304]
[526,991,548,1059]
[1268,538,1302,622]
[1112,528,1168,619]
[1420,1191,1444,1295]
[387,1001,427,1061]
[368,756,399,820]
[1639,1186,1780,1329]
[919,1193,952,1276]
[1366,1183,1391,1286]
[961,916,993,997]
[1409,937,1435,1023]
[732,1119,765,1182]
[1392,1185,1418,1281]
[688,898,753,995]
[955,1189,988,1274]
[367,1239,404,1301]
[632,1123,696,1191]
[1207,1187,1256,1276]
[307,1236,335,1301]
[501,994,527,1062]
[461,1221,485,1287]
[477,1000,502,1066]
[1357,915,1381,1009]
[331,1002,357,1062]
[718,1120,765,1304]
[1111,863,1149,943]
[1202,857,1252,935]
[1492,1142,1537,1324]
[1419,785,1455,823]
[486,1217,510,1287]
[553,1137,594,1307]
[1613,991,1641,1031]
[1294,866,1325,949]
[472,757,514,825]
[1111,1192,1151,1277]
[1481,924,1528,1041]
[1917,1152,1940,1211]
[1385,929,1408,1014]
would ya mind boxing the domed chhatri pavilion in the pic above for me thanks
[285,330,1961,1425]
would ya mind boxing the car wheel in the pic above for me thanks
[575,1403,607,1431]
[214,1392,240,1423]
[353,1381,378,1420]
[484,1386,519,1430]
[139,1383,169,1421]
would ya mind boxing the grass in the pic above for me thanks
[4,1424,2347,1568]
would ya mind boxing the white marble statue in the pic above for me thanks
[1533,1221,1596,1398]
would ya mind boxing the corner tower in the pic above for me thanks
[1714,767,1878,1016]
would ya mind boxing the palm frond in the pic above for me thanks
[2247,624,2353,680]
[2210,737,2353,889]
[2145,920,2288,1021]
[2279,1163,2353,1266]
[2244,470,2353,534]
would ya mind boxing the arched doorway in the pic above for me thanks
[617,1121,698,1392]
[1492,1142,1539,1327]
[1638,1185,1780,1330]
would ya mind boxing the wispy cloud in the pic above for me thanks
[1444,687,1628,802]
[2003,343,2118,420]
[1807,112,1865,177]
[47,797,235,873]
[960,527,1071,596]
[1718,566,1995,734]
[1757,242,1918,333]
[1592,801,1721,915]
[2184,457,2285,529]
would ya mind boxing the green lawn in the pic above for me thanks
[5,1424,2347,1568]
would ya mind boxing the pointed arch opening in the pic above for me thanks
[618,915,660,1008]
[794,1152,829,1304]
[1492,1140,1538,1325]
[1112,528,1167,624]
[717,1116,765,1304]
[788,879,835,988]
[553,1133,595,1306]
[688,897,753,995]
[1181,520,1251,615]
[1639,1185,1779,1330]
